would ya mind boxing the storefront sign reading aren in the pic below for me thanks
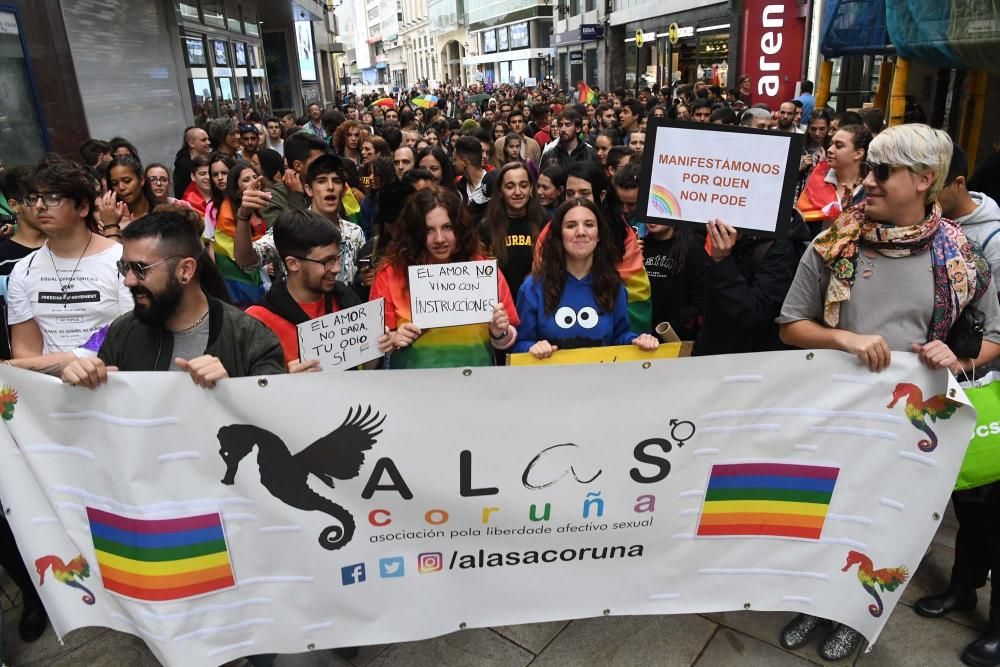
[637,122,803,235]
[740,0,806,103]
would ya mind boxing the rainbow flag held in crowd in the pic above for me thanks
[620,227,653,334]
[213,201,266,309]
[578,81,598,105]
[796,160,842,223]
[696,462,840,540]
[412,95,439,108]
[86,507,236,602]
[342,186,363,227]
[372,97,396,109]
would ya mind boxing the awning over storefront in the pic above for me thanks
[885,0,999,72]
[820,0,890,56]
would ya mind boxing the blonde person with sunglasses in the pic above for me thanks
[777,124,1000,662]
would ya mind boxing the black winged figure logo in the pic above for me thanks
[217,405,385,551]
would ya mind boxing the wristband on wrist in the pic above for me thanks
[490,327,509,340]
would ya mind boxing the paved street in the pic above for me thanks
[1,504,983,666]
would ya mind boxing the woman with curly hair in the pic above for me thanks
[331,119,363,166]
[370,185,519,369]
[514,198,658,359]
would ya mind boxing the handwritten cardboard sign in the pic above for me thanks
[408,260,498,329]
[637,120,803,236]
[297,299,385,371]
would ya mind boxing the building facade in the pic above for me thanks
[428,0,469,85]
[463,0,552,85]
[4,0,335,168]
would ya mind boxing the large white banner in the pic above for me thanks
[0,352,975,666]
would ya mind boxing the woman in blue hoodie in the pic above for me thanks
[514,198,659,359]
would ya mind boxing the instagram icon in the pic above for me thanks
[417,552,443,573]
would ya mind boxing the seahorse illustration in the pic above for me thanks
[842,550,908,617]
[217,406,384,551]
[0,384,18,420]
[35,554,96,605]
[887,382,959,452]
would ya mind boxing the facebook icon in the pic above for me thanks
[341,563,366,585]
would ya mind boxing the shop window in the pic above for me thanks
[202,0,226,29]
[585,0,595,11]
[217,77,237,116]
[179,2,200,22]
[244,6,259,35]
[191,78,215,123]
[212,40,230,66]
[234,42,247,67]
[0,11,46,164]
[226,2,243,32]
[184,35,207,66]
[559,51,568,90]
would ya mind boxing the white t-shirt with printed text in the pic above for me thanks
[7,243,134,353]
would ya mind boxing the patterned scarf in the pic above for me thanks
[812,202,991,341]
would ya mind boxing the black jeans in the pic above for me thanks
[951,481,1000,616]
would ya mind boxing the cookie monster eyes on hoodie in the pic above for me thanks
[513,273,638,352]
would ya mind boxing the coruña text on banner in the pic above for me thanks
[0,352,974,667]
[297,298,386,370]
[408,259,498,328]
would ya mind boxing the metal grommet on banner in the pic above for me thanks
[257,377,269,388]
[949,388,957,397]
[744,602,751,609]
[307,643,315,650]
[459,622,467,629]
[932,512,941,521]
[806,353,815,360]
[642,362,652,369]
[462,369,472,377]
[603,609,610,616]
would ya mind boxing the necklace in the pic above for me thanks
[171,308,209,334]
[47,233,93,307]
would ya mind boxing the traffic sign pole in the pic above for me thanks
[634,29,643,98]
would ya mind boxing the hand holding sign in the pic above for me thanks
[706,220,738,262]
[489,302,510,339]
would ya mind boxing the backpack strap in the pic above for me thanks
[982,227,1000,251]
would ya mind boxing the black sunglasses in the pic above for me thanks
[117,255,183,280]
[862,162,904,183]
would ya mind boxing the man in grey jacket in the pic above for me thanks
[940,142,1000,277]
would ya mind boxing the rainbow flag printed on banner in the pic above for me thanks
[86,507,236,602]
[696,463,840,539]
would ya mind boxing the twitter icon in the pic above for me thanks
[379,556,405,578]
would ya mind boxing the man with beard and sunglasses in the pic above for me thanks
[59,211,284,388]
